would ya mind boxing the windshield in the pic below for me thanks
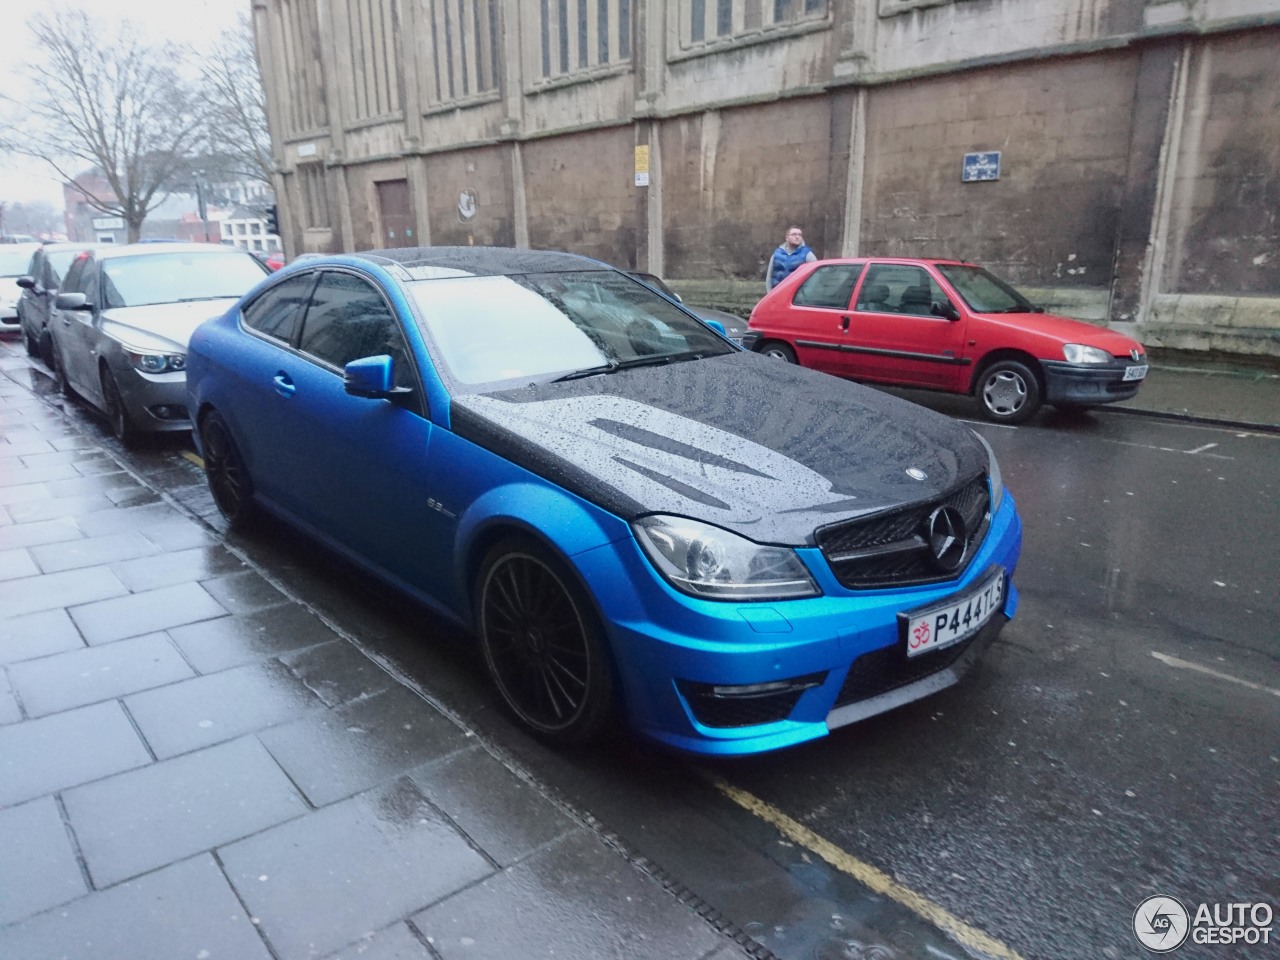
[936,264,1036,313]
[0,247,36,276]
[408,270,731,387]
[101,252,268,308]
[48,249,88,283]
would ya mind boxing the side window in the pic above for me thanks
[298,272,414,388]
[792,264,864,310]
[856,264,949,317]
[79,260,101,310]
[242,273,316,344]
[60,256,86,296]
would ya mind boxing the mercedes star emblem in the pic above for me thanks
[926,506,968,571]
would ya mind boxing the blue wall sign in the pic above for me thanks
[962,152,1001,182]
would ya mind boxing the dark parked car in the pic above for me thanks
[16,242,105,364]
[746,257,1148,424]
[627,272,748,344]
[0,242,41,338]
[187,247,1022,756]
[49,243,268,442]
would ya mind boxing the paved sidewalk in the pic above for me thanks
[0,339,749,960]
[1,334,1275,960]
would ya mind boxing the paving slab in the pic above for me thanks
[321,922,433,960]
[0,546,39,581]
[8,632,195,718]
[167,604,345,673]
[0,672,21,725]
[62,735,308,888]
[0,609,86,665]
[69,580,227,645]
[0,853,274,960]
[0,516,83,552]
[280,638,399,707]
[410,747,576,868]
[0,701,151,807]
[413,829,727,960]
[199,568,290,614]
[109,542,246,592]
[29,530,163,574]
[259,685,464,807]
[0,796,89,925]
[3,493,117,524]
[219,777,492,960]
[125,659,326,759]
[0,565,128,619]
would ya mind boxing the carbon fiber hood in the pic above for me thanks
[450,351,987,545]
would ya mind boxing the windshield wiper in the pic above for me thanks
[550,351,706,383]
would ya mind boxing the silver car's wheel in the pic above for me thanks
[99,366,139,445]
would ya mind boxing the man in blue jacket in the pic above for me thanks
[765,226,816,291]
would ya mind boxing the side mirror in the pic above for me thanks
[344,355,413,401]
[55,292,91,311]
[932,301,960,321]
[16,276,36,290]
[704,319,727,337]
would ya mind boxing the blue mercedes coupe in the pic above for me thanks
[186,248,1022,756]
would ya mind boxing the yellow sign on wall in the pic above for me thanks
[634,145,650,187]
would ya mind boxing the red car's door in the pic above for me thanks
[844,263,968,390]
[781,263,865,376]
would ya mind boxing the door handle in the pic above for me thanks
[841,315,851,332]
[272,373,296,398]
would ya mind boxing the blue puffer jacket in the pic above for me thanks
[768,244,813,290]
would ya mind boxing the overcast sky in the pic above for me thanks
[1,0,248,209]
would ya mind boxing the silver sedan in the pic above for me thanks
[49,243,268,443]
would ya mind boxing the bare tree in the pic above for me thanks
[199,11,273,188]
[0,9,204,242]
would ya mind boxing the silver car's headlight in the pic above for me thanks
[971,431,1005,513]
[633,515,819,601]
[126,351,186,374]
[1062,343,1111,364]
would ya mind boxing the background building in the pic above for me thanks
[252,0,1280,355]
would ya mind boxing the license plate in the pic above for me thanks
[904,570,1004,657]
[1123,364,1148,381]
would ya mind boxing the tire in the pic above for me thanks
[99,366,139,445]
[976,359,1041,425]
[476,536,616,743]
[49,337,72,397]
[23,325,38,357]
[758,341,797,363]
[39,332,56,371]
[199,411,256,528]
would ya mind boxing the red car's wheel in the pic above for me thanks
[977,359,1041,424]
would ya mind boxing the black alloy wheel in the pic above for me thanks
[477,538,615,743]
[976,358,1041,425]
[199,411,255,528]
[759,341,797,363]
[99,366,139,445]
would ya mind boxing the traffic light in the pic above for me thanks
[264,204,279,236]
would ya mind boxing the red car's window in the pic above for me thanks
[792,264,863,309]
[855,264,948,317]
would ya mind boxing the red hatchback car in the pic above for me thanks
[744,257,1147,424]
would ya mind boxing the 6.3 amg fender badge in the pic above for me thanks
[926,506,968,571]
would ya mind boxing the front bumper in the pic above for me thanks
[1040,358,1146,405]
[114,364,192,434]
[0,305,18,330]
[575,491,1022,756]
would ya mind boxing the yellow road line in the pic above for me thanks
[708,776,1026,960]
[180,450,204,469]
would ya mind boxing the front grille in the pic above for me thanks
[816,475,990,589]
[677,674,825,728]
[833,632,979,709]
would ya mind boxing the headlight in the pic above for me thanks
[633,515,820,601]
[1062,343,1112,364]
[126,351,186,374]
[971,431,1005,513]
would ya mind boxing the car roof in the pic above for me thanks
[91,242,258,260]
[316,246,610,278]
[809,256,978,267]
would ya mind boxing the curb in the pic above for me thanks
[1097,404,1280,435]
